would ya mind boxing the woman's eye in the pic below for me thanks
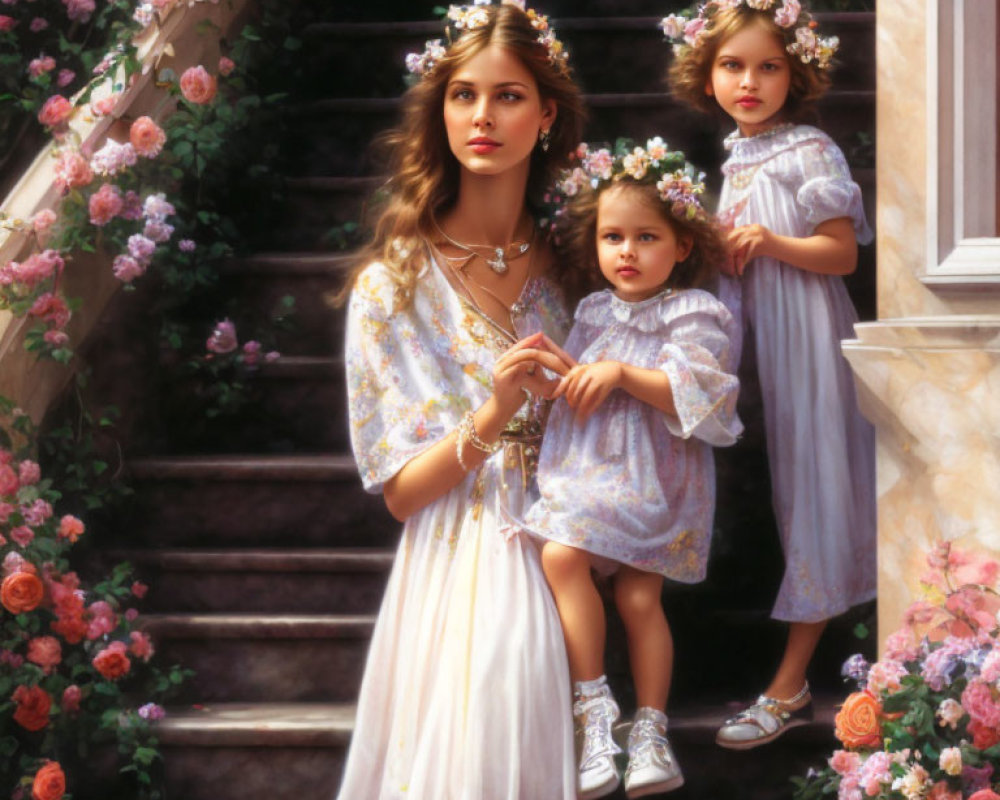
[639,233,657,242]
[499,91,523,102]
[451,88,474,101]
[722,60,740,70]
[602,233,621,242]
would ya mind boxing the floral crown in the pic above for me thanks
[661,0,839,70]
[553,138,709,223]
[405,0,569,79]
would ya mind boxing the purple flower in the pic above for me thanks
[22,498,52,526]
[29,17,48,32]
[57,68,75,87]
[112,254,144,283]
[206,319,238,354]
[143,220,174,243]
[142,192,175,223]
[62,0,95,22]
[178,239,196,252]
[127,234,156,264]
[841,653,870,686]
[962,762,994,794]
[121,190,143,220]
[137,702,166,720]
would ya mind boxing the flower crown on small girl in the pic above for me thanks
[405,0,570,79]
[549,138,709,228]
[661,0,839,70]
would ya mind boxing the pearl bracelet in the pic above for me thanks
[455,410,500,472]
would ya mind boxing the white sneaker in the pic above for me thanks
[574,691,622,800]
[623,707,684,798]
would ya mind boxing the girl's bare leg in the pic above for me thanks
[764,620,827,703]
[541,541,606,681]
[614,566,672,710]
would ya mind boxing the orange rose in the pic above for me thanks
[92,641,131,680]
[129,116,166,158]
[2,571,45,614]
[12,685,52,731]
[179,65,217,104]
[32,761,65,800]
[834,691,882,748]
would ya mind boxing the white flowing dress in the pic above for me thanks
[717,123,877,622]
[523,288,742,580]
[337,254,577,800]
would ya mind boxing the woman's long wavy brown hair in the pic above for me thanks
[668,6,832,124]
[339,4,585,306]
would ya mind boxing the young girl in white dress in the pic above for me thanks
[664,0,877,749]
[522,141,742,798]
[338,3,588,798]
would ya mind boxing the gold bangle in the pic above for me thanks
[459,410,501,456]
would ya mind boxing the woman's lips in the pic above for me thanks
[736,97,762,108]
[468,137,501,154]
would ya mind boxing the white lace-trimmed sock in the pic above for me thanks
[574,674,611,701]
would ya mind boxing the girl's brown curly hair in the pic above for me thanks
[668,6,832,124]
[557,180,728,297]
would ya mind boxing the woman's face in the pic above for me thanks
[706,18,791,136]
[443,42,556,178]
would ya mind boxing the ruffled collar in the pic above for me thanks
[576,288,678,332]
[723,123,829,171]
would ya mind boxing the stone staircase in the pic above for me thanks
[69,3,876,797]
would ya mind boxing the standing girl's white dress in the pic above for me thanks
[717,123,877,623]
[524,288,742,580]
[338,253,577,800]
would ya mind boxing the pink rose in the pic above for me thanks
[18,460,40,485]
[10,526,34,547]
[61,684,81,713]
[131,581,148,599]
[27,636,62,674]
[0,463,18,495]
[179,65,217,104]
[128,631,154,661]
[62,0,95,22]
[682,17,706,46]
[969,792,1000,800]
[28,56,56,78]
[129,116,166,158]
[32,209,57,237]
[828,749,860,776]
[29,17,48,32]
[85,599,117,640]
[963,680,1000,728]
[44,330,69,347]
[0,502,13,523]
[0,15,17,31]
[56,69,74,88]
[242,340,261,366]
[88,182,123,226]
[206,319,237,354]
[57,515,84,543]
[53,150,94,190]
[38,95,73,128]
[218,56,235,76]
[90,94,119,116]
[112,255,144,283]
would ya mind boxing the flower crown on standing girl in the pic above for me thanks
[405,0,570,79]
[660,0,839,70]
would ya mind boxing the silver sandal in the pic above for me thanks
[715,682,813,750]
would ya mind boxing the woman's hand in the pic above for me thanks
[726,223,773,276]
[492,333,575,419]
[553,361,623,422]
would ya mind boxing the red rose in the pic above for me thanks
[31,761,65,800]
[92,640,131,680]
[12,685,52,731]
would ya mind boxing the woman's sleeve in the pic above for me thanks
[345,265,452,494]
[794,136,873,245]
[656,295,743,447]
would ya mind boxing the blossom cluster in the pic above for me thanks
[796,542,1000,800]
[556,138,708,222]
[661,0,839,70]
[0,435,166,794]
[405,0,568,77]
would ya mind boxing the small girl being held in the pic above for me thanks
[523,142,743,799]
[665,0,877,750]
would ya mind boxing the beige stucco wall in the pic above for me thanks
[0,0,250,424]
[843,1,1000,647]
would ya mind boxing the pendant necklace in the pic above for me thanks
[431,216,532,275]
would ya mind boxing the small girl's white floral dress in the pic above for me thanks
[523,288,742,581]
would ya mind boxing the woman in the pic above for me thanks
[337,3,586,798]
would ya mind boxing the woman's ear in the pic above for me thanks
[705,79,714,97]
[541,98,557,130]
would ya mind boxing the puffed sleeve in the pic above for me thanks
[794,135,873,244]
[656,292,743,447]
[345,263,452,493]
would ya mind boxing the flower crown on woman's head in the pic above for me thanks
[555,138,709,223]
[661,0,839,70]
[405,0,570,79]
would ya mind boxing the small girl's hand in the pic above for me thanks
[553,361,623,422]
[727,223,773,276]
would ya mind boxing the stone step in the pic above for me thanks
[151,699,841,800]
[155,702,352,800]
[142,613,375,702]
[125,455,397,548]
[293,13,873,103]
[122,547,392,614]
